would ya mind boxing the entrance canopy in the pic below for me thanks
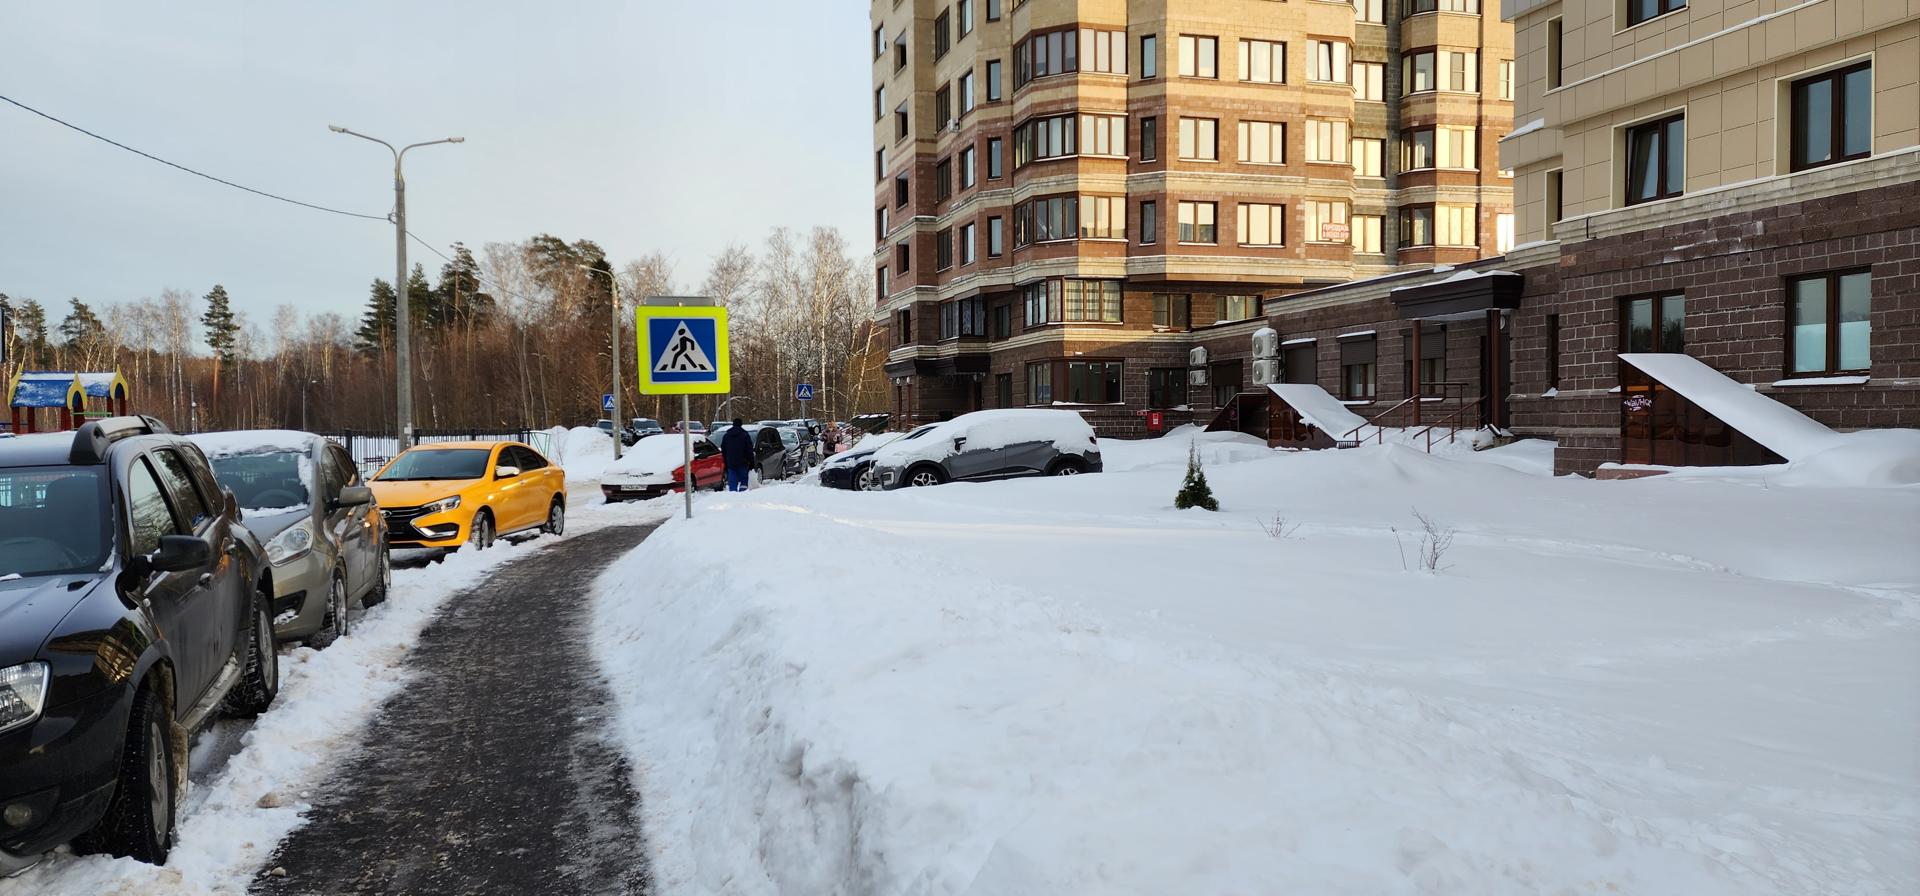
[1390,268,1522,321]
[1620,354,1835,461]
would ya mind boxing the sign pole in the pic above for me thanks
[681,394,693,520]
[637,296,726,523]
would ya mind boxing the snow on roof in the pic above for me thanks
[1267,384,1371,438]
[75,372,125,397]
[606,433,712,475]
[1504,118,1547,139]
[870,409,1094,466]
[1619,354,1837,460]
[1336,329,1376,340]
[10,375,78,408]
[1281,337,1316,346]
[187,430,318,458]
[1390,268,1519,293]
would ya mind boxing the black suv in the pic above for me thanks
[0,418,280,872]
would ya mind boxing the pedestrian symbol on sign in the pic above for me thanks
[796,383,814,402]
[655,321,717,374]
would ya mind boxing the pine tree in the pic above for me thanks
[15,300,48,367]
[1174,441,1219,511]
[201,284,240,370]
[434,243,494,328]
[57,298,106,346]
[353,279,397,355]
[405,263,437,335]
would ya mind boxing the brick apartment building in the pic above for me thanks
[871,0,1516,436]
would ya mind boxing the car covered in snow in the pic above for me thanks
[188,430,390,647]
[868,409,1102,489]
[819,426,925,490]
[708,424,789,482]
[0,418,279,870]
[629,418,664,439]
[370,441,565,551]
[601,434,725,501]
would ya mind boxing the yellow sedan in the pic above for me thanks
[369,441,566,550]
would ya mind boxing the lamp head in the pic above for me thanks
[448,136,466,144]
[328,125,348,134]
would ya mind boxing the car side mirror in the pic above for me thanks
[224,488,242,521]
[148,534,212,574]
[495,465,521,480]
[953,437,967,450]
[333,485,374,509]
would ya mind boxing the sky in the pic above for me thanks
[0,1,873,325]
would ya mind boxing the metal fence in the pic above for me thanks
[317,428,556,473]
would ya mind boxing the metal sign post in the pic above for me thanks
[637,298,729,520]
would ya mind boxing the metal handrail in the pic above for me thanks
[1411,395,1488,453]
[1342,394,1420,444]
[1340,381,1473,445]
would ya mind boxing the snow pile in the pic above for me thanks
[604,435,712,482]
[593,439,1919,895]
[1777,427,1920,487]
[1097,430,1271,473]
[869,410,1095,467]
[552,425,617,481]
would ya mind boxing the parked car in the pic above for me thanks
[188,430,390,647]
[629,418,664,439]
[601,435,724,501]
[710,423,789,482]
[0,417,279,870]
[869,409,1102,490]
[670,421,708,436]
[369,441,566,550]
[772,425,817,475]
[819,425,925,490]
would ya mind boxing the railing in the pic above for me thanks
[317,428,552,472]
[1408,395,1487,453]
[1340,381,1472,445]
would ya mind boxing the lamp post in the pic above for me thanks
[328,125,464,452]
[578,265,622,460]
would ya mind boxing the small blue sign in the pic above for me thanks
[602,393,615,411]
[795,383,815,402]
[647,316,722,384]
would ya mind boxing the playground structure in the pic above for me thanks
[7,371,131,434]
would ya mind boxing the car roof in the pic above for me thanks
[408,441,515,451]
[0,429,186,467]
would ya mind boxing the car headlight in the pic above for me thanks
[0,662,50,735]
[265,520,315,565]
[421,495,461,515]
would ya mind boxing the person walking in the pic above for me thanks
[720,417,755,492]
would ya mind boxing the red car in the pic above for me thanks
[600,435,724,501]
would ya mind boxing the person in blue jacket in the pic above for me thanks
[720,418,755,491]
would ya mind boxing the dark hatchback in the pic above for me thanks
[0,418,280,872]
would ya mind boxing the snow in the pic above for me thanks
[1267,383,1372,438]
[604,434,713,482]
[1336,329,1377,339]
[1389,268,1518,292]
[18,495,672,895]
[1772,375,1872,387]
[1281,336,1317,346]
[592,438,1919,896]
[1620,354,1839,461]
[1503,117,1547,139]
[552,425,617,481]
[186,430,315,458]
[868,409,1095,467]
[1777,428,1920,488]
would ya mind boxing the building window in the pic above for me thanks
[1545,313,1561,389]
[960,145,976,189]
[1407,0,1480,13]
[936,228,954,270]
[1239,120,1285,165]
[1304,200,1349,243]
[960,222,977,265]
[1341,336,1377,400]
[1178,34,1218,78]
[1621,293,1685,354]
[1141,34,1158,78]
[876,266,888,301]
[959,69,976,114]
[1787,269,1871,375]
[958,0,974,36]
[896,241,910,273]
[1546,18,1563,89]
[1065,360,1124,403]
[1023,279,1123,325]
[1310,41,1350,84]
[1152,293,1190,330]
[1398,204,1475,248]
[1402,325,1448,396]
[1015,195,1080,245]
[996,372,1013,407]
[874,26,885,60]
[1306,118,1350,163]
[1178,201,1217,243]
[876,206,889,241]
[1351,137,1384,176]
[934,10,951,59]
[987,216,1004,256]
[992,303,1012,339]
[1498,60,1514,101]
[1080,195,1126,239]
[1178,117,1218,161]
[1026,361,1053,404]
[1148,368,1185,408]
[874,86,885,121]
[1354,61,1385,101]
[935,156,953,201]
[875,148,885,182]
[895,32,908,71]
[986,60,1003,101]
[935,85,952,129]
[1212,360,1243,408]
[1140,200,1158,244]
[894,172,909,208]
[1626,0,1686,27]
[986,0,1001,22]
[1013,27,1127,88]
[1402,126,1477,170]
[1080,27,1128,74]
[987,137,1004,178]
[1404,48,1477,93]
[1141,115,1159,161]
[1546,169,1564,223]
[1351,214,1383,253]
[1495,213,1515,253]
[895,101,909,140]
[940,297,986,339]
[1284,343,1318,384]
[1355,0,1384,22]
[1791,62,1871,172]
[1014,113,1127,166]
[1240,39,1285,84]
[1237,203,1286,247]
[1625,113,1685,204]
[1217,294,1257,322]
[895,308,913,345]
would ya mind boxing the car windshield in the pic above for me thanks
[0,466,109,578]
[376,448,491,481]
[901,425,938,440]
[209,450,312,511]
[778,430,799,447]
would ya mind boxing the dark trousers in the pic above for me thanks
[725,464,751,491]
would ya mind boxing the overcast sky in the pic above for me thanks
[0,1,871,325]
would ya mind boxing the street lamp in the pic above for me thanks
[578,265,622,460]
[329,125,464,451]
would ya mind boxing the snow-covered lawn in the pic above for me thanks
[17,496,670,896]
[592,434,1919,895]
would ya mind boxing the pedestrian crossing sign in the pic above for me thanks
[636,305,729,395]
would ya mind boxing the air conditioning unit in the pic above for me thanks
[1252,358,1281,385]
[1188,368,1209,386]
[948,118,960,132]
[1252,327,1279,359]
[1188,346,1209,367]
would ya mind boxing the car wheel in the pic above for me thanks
[223,594,280,716]
[363,550,391,608]
[310,573,350,648]
[544,499,566,536]
[1050,457,1088,476]
[907,465,947,488]
[72,684,173,864]
[469,511,495,550]
[855,464,876,491]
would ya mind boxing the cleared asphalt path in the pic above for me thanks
[253,523,657,896]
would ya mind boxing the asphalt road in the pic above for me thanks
[252,523,657,896]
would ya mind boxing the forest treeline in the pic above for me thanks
[3,226,885,434]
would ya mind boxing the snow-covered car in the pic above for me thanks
[819,427,922,490]
[601,435,724,501]
[710,424,789,481]
[629,418,664,439]
[189,430,390,646]
[869,409,1102,489]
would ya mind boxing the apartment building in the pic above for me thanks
[871,0,1516,434]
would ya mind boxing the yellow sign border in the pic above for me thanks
[636,305,730,395]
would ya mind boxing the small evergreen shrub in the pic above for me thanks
[1174,442,1219,511]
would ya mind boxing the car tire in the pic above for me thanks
[1049,457,1088,476]
[855,464,876,491]
[469,510,495,550]
[906,464,947,488]
[223,594,280,716]
[73,683,174,864]
[363,550,391,608]
[309,573,350,648]
[544,499,566,536]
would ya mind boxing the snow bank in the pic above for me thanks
[553,425,616,481]
[1097,431,1271,473]
[1777,427,1920,487]
[604,434,712,480]
[594,443,1919,895]
[869,409,1095,467]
